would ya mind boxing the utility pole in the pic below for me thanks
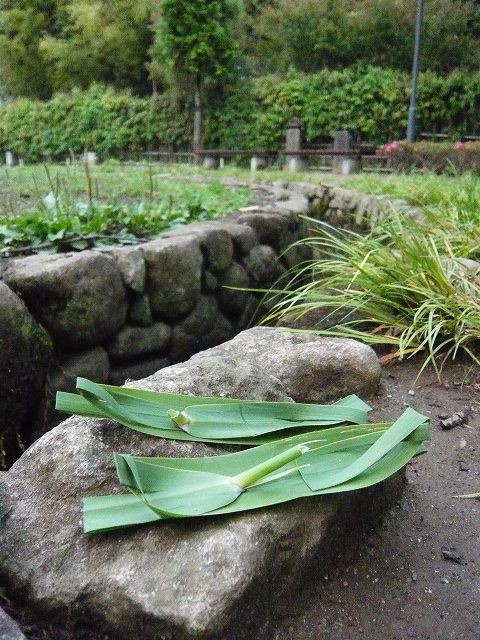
[407,0,424,143]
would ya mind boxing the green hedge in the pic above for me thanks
[207,67,480,149]
[2,67,480,161]
[0,85,191,162]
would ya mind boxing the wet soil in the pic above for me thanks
[4,358,480,640]
[272,357,480,640]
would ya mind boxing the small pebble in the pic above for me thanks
[441,547,467,565]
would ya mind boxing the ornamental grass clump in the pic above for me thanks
[262,212,480,376]
[58,379,429,534]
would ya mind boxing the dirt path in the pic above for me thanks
[271,358,480,640]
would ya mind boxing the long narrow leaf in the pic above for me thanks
[299,408,427,490]
[171,401,369,438]
[83,411,429,534]
[56,378,370,445]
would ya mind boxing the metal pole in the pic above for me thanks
[407,0,424,143]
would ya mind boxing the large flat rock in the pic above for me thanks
[0,329,387,639]
[192,327,381,402]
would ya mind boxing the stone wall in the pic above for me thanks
[0,180,409,460]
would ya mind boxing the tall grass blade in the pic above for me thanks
[263,211,480,375]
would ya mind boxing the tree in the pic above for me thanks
[39,0,154,94]
[0,0,64,98]
[251,0,480,74]
[0,0,153,98]
[253,0,352,73]
[352,0,480,74]
[150,0,239,153]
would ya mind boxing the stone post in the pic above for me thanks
[202,154,219,169]
[284,118,304,171]
[333,130,361,174]
[250,155,267,172]
[85,151,98,166]
[5,151,16,167]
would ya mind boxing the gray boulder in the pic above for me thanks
[164,220,258,257]
[202,270,218,293]
[193,327,381,402]
[113,247,146,293]
[235,212,291,252]
[169,295,234,362]
[0,329,386,640]
[242,245,286,288]
[217,262,250,317]
[38,346,110,446]
[195,226,234,272]
[106,322,171,360]
[2,252,127,349]
[212,221,258,255]
[48,347,110,394]
[143,236,203,320]
[0,282,52,460]
[109,355,170,385]
[128,292,153,327]
[0,608,26,640]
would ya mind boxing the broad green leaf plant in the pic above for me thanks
[57,378,430,534]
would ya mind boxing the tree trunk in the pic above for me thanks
[193,76,202,164]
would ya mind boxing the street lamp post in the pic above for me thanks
[407,0,425,143]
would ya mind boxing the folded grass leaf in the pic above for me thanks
[83,408,429,534]
[299,407,428,490]
[115,443,308,517]
[56,378,370,444]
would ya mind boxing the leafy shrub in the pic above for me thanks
[208,66,480,149]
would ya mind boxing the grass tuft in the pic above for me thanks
[263,201,480,376]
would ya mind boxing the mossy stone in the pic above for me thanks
[0,282,52,463]
[2,252,127,350]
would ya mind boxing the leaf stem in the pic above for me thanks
[232,444,310,489]
[167,409,189,427]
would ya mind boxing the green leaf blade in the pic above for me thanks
[299,407,428,491]
[81,413,429,534]
[56,378,371,444]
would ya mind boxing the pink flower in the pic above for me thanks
[379,140,403,154]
